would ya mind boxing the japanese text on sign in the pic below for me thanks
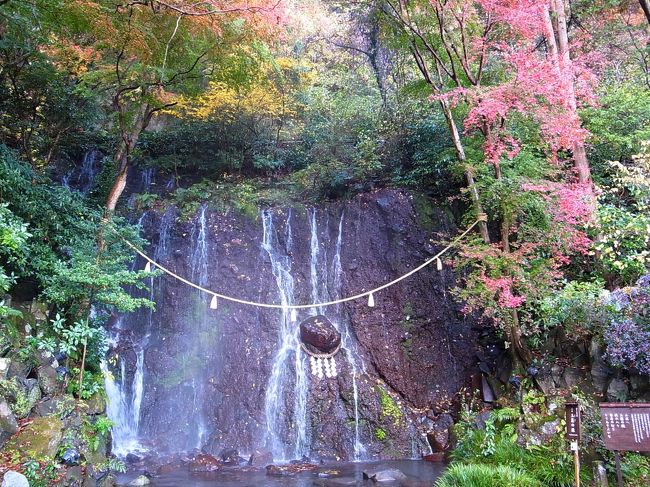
[600,403,650,452]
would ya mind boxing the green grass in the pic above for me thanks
[436,464,542,487]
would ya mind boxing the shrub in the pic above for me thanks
[436,464,541,487]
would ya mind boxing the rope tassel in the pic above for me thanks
[118,218,481,310]
[210,294,218,310]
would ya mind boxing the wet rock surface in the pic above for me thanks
[266,462,318,476]
[188,453,223,472]
[108,189,479,460]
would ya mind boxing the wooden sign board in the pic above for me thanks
[600,403,650,452]
[565,402,581,440]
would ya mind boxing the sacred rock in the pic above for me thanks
[299,315,341,353]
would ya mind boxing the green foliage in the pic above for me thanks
[582,84,650,180]
[22,458,58,487]
[436,464,542,487]
[96,457,127,474]
[81,415,114,452]
[595,143,650,284]
[67,370,104,400]
[374,428,387,441]
[0,146,153,314]
[451,404,583,487]
[377,386,402,425]
[30,313,107,362]
[534,280,609,342]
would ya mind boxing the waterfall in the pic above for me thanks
[321,210,367,460]
[104,208,174,457]
[188,204,209,449]
[262,210,310,461]
[77,149,103,194]
[141,168,155,192]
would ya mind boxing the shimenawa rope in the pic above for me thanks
[119,215,485,310]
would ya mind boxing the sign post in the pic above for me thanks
[565,402,581,487]
[599,403,650,487]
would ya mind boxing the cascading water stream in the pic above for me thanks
[313,210,367,460]
[262,210,310,461]
[77,149,102,194]
[104,209,174,456]
[188,204,209,448]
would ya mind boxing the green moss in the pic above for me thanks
[375,428,387,441]
[377,386,403,425]
[0,378,37,418]
[5,416,63,459]
[412,193,436,232]
[161,352,204,389]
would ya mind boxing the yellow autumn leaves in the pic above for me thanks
[169,57,312,122]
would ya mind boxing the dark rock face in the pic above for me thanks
[108,189,479,461]
[300,316,341,353]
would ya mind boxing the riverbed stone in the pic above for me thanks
[363,467,407,482]
[0,398,18,447]
[5,415,63,458]
[1,471,29,487]
[188,453,222,472]
[127,475,151,486]
[299,315,341,353]
[266,463,317,476]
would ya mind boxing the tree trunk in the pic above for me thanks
[640,0,650,26]
[104,103,150,214]
[548,0,592,184]
[439,99,491,244]
[493,161,533,368]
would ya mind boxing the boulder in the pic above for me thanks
[127,475,151,486]
[22,378,42,418]
[0,358,11,379]
[539,419,561,442]
[607,378,629,402]
[188,453,222,472]
[0,398,18,447]
[362,467,407,482]
[266,463,317,476]
[37,365,61,395]
[85,393,107,415]
[61,448,81,465]
[218,448,243,465]
[299,315,341,353]
[5,415,63,458]
[1,471,29,487]
[590,339,611,393]
[0,377,40,418]
[426,413,454,452]
[6,359,31,380]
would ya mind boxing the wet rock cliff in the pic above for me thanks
[106,189,480,462]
